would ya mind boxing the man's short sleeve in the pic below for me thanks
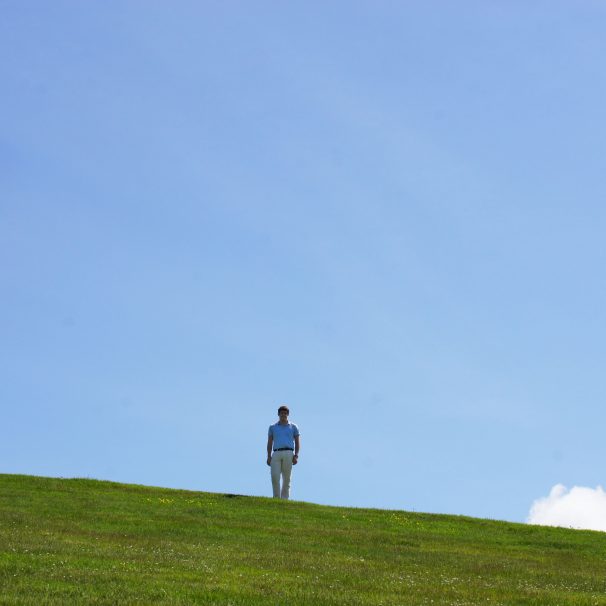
[268,425,273,438]
[293,424,300,437]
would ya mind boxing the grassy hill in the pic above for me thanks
[1,475,605,605]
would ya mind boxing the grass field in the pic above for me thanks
[1,474,606,605]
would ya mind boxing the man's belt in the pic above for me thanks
[274,447,294,451]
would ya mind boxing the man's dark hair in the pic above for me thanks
[278,405,290,415]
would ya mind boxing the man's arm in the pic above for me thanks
[266,435,273,466]
[293,435,300,464]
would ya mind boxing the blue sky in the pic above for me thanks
[2,1,606,524]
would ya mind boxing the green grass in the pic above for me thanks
[1,474,606,605]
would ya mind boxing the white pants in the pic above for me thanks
[270,450,294,499]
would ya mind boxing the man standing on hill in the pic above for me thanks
[266,405,300,499]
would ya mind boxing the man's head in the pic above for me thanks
[278,405,289,420]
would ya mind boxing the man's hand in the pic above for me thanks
[292,454,299,465]
[266,456,272,466]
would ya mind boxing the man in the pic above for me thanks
[266,405,300,499]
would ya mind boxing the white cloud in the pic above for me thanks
[527,484,606,532]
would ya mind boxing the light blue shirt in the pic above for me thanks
[268,422,300,450]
